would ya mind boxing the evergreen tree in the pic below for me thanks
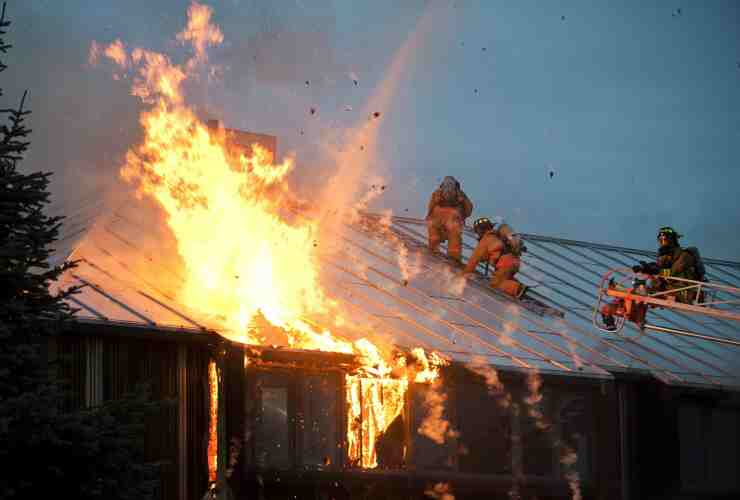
[0,4,161,499]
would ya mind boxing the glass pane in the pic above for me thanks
[301,374,338,468]
[256,387,290,468]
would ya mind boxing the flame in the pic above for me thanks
[346,375,408,468]
[417,378,459,445]
[410,347,447,383]
[104,39,128,68]
[93,2,332,344]
[207,360,218,482]
[346,349,448,468]
[92,0,451,472]
[176,1,223,65]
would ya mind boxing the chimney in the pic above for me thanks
[206,119,223,130]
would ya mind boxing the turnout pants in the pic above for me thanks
[490,254,523,298]
[427,206,463,262]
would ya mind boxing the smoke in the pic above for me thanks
[12,0,457,266]
[466,355,511,408]
[521,369,582,500]
[463,358,583,500]
[417,378,459,445]
[560,450,583,500]
[310,2,451,244]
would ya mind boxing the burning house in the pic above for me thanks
[51,122,740,500]
[49,4,740,499]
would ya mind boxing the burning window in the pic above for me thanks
[346,376,408,469]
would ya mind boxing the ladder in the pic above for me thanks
[593,268,740,347]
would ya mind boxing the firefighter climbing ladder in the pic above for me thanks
[594,268,740,347]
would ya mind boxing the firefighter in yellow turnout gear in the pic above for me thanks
[426,176,473,263]
[462,217,528,299]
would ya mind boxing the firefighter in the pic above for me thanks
[600,226,703,330]
[426,176,473,263]
[632,227,701,280]
[461,217,528,299]
[632,226,704,302]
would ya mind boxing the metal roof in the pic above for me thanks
[52,207,740,390]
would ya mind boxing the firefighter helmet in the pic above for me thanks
[473,217,494,238]
[657,226,681,247]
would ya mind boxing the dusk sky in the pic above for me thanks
[7,0,740,260]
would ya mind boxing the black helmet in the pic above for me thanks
[473,217,494,239]
[657,226,681,247]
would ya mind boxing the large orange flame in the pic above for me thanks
[92,0,450,471]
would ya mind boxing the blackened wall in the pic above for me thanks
[633,379,740,499]
[56,322,215,500]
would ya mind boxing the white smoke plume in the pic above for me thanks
[417,378,459,445]
[522,369,582,500]
[466,355,511,409]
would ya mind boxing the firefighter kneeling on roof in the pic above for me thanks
[460,217,529,299]
[600,226,705,330]
[426,176,473,263]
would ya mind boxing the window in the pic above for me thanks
[456,382,511,474]
[248,369,341,470]
[680,404,740,492]
[558,395,592,480]
[255,383,291,469]
[520,389,595,480]
[410,382,455,470]
[300,374,339,468]
[520,389,555,477]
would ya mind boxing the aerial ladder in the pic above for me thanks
[593,269,740,347]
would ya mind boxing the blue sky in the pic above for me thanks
[6,0,740,259]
